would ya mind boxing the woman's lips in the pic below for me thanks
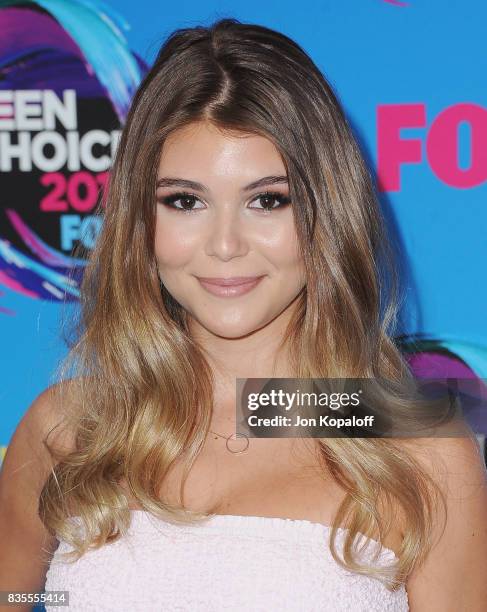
[196,276,265,297]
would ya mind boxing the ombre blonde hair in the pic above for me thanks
[39,17,471,591]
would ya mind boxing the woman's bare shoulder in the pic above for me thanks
[0,380,83,589]
[402,434,487,609]
[394,430,485,479]
[24,379,81,453]
[1,379,82,488]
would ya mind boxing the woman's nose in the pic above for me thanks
[204,207,249,261]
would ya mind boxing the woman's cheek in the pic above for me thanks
[155,225,203,273]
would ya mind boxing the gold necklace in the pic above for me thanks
[209,429,250,454]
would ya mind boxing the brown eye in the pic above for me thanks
[157,192,204,212]
[249,192,291,211]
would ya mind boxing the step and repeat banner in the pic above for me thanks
[1,0,487,462]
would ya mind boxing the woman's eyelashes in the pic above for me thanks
[156,190,291,213]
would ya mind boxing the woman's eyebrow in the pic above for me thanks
[155,175,288,193]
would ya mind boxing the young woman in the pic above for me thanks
[1,17,486,612]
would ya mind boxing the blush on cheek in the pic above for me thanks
[154,226,182,263]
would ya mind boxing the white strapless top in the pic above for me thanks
[44,511,409,611]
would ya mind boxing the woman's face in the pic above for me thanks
[154,120,306,339]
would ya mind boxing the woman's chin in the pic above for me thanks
[195,316,270,340]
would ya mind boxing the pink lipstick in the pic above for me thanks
[196,275,265,297]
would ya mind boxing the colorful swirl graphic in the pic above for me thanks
[0,0,147,314]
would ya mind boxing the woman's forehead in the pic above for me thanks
[157,123,287,187]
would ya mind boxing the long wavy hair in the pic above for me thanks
[39,17,469,590]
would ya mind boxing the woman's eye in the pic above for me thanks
[249,192,291,211]
[157,192,204,212]
[157,191,291,213]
